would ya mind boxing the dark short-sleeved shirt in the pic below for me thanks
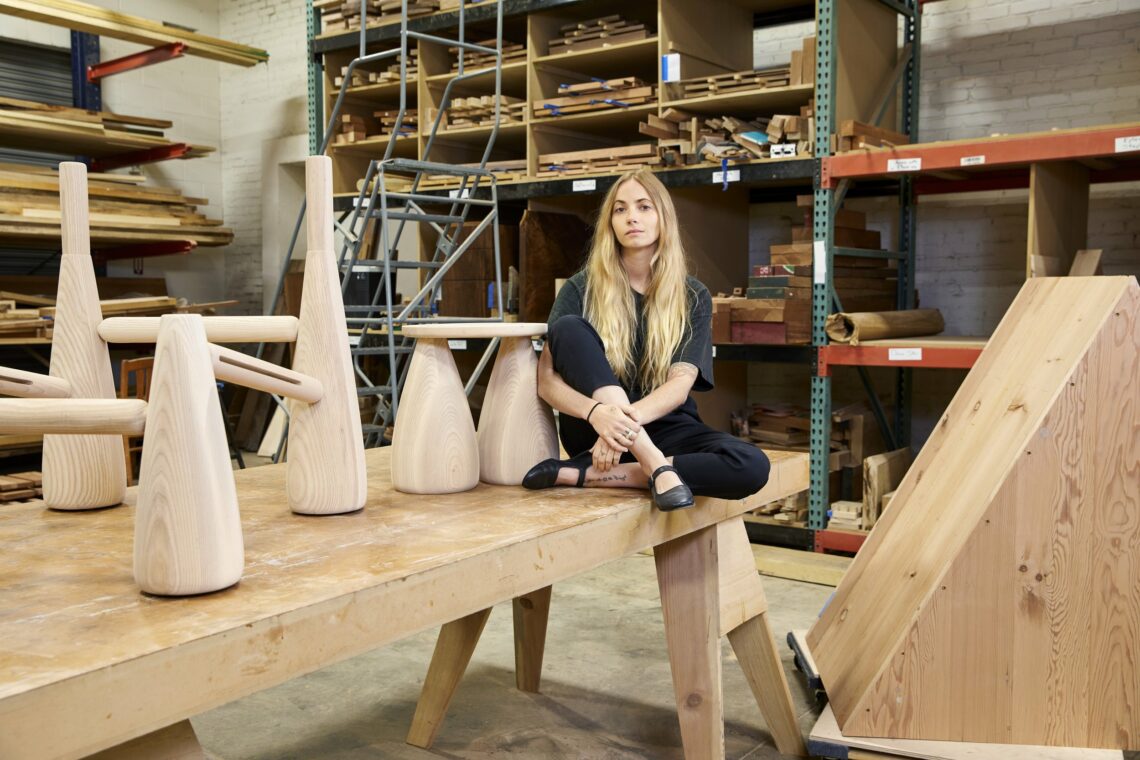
[547,271,714,396]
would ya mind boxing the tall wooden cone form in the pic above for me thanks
[134,315,243,596]
[808,276,1140,749]
[43,162,126,510]
[286,155,367,514]
[477,337,557,485]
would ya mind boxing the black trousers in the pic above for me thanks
[547,315,770,500]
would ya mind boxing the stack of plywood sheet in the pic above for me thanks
[533,77,655,118]
[547,15,650,55]
[449,39,526,71]
[0,96,213,160]
[0,163,233,248]
[537,144,659,177]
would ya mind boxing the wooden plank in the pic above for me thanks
[1027,161,1089,278]
[1069,248,1104,276]
[862,448,911,528]
[752,544,850,587]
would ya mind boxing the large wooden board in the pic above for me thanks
[808,276,1140,749]
[0,446,808,759]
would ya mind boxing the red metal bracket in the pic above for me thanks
[818,343,984,376]
[814,527,867,554]
[93,241,197,263]
[88,42,187,83]
[819,156,834,189]
[90,144,192,172]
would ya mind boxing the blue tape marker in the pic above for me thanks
[721,158,729,191]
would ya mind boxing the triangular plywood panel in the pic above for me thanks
[808,276,1140,749]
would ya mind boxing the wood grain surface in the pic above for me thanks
[99,316,299,344]
[134,315,243,597]
[477,336,557,485]
[43,162,126,510]
[0,447,807,760]
[809,277,1140,748]
[391,338,479,494]
[286,155,367,515]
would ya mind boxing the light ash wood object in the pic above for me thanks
[99,315,300,344]
[286,155,367,515]
[0,366,72,398]
[134,314,243,597]
[44,161,126,510]
[0,398,146,434]
[809,276,1140,749]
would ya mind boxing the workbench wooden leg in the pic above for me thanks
[728,613,807,757]
[655,525,724,760]
[84,719,204,759]
[513,585,552,692]
[406,607,492,749]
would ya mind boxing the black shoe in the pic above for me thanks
[649,465,694,511]
[522,451,592,490]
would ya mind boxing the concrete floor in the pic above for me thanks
[194,553,833,760]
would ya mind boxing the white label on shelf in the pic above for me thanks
[572,179,596,192]
[662,53,681,83]
[711,169,740,183]
[887,158,922,172]
[1115,135,1140,153]
[960,154,986,166]
[448,188,471,199]
[532,339,543,352]
[888,348,922,361]
[813,240,827,284]
[771,143,797,158]
[348,333,361,346]
[448,339,467,350]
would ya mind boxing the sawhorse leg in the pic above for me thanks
[655,517,807,759]
[406,585,553,749]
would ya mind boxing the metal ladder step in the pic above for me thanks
[351,345,413,356]
[356,385,392,397]
[380,158,496,177]
[375,210,467,225]
[342,260,443,271]
[385,191,494,207]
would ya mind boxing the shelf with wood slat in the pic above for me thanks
[822,122,1140,188]
[531,36,659,76]
[663,83,816,119]
[818,336,988,374]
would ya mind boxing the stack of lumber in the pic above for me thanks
[360,160,527,191]
[676,65,792,98]
[534,77,655,118]
[752,490,809,524]
[0,471,42,503]
[449,39,527,71]
[747,404,811,448]
[643,102,815,165]
[788,35,817,87]
[0,163,233,248]
[333,52,418,88]
[728,196,896,344]
[547,15,650,55]
[0,299,50,340]
[0,0,267,66]
[324,0,438,32]
[438,95,525,129]
[835,120,910,153]
[537,144,660,177]
[439,0,495,9]
[0,96,213,160]
[827,501,863,530]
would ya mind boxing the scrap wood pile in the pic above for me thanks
[547,14,651,55]
[0,471,42,504]
[0,291,236,341]
[450,39,527,71]
[640,103,815,166]
[834,120,910,152]
[333,51,419,88]
[534,77,656,118]
[335,109,418,144]
[0,163,233,248]
[0,96,214,160]
[317,0,438,32]
[710,196,896,345]
[432,95,526,129]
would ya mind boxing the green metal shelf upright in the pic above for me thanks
[808,0,921,537]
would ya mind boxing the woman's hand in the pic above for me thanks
[589,403,642,452]
[591,438,625,473]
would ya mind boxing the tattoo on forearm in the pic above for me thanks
[668,362,698,380]
[587,474,628,485]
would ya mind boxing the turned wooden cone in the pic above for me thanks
[43,162,126,510]
[286,155,367,515]
[478,337,557,485]
[134,315,243,596]
[391,339,479,494]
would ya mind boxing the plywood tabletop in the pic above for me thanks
[0,446,806,759]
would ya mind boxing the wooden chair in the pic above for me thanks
[118,357,154,485]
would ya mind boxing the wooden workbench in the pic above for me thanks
[0,446,808,760]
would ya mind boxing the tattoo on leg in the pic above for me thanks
[586,473,628,485]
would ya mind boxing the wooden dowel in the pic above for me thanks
[209,345,323,404]
[0,367,72,398]
[99,316,300,344]
[0,399,146,434]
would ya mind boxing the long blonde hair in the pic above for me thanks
[584,169,690,392]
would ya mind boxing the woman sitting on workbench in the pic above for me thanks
[523,168,770,510]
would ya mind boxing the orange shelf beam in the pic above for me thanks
[818,344,984,375]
